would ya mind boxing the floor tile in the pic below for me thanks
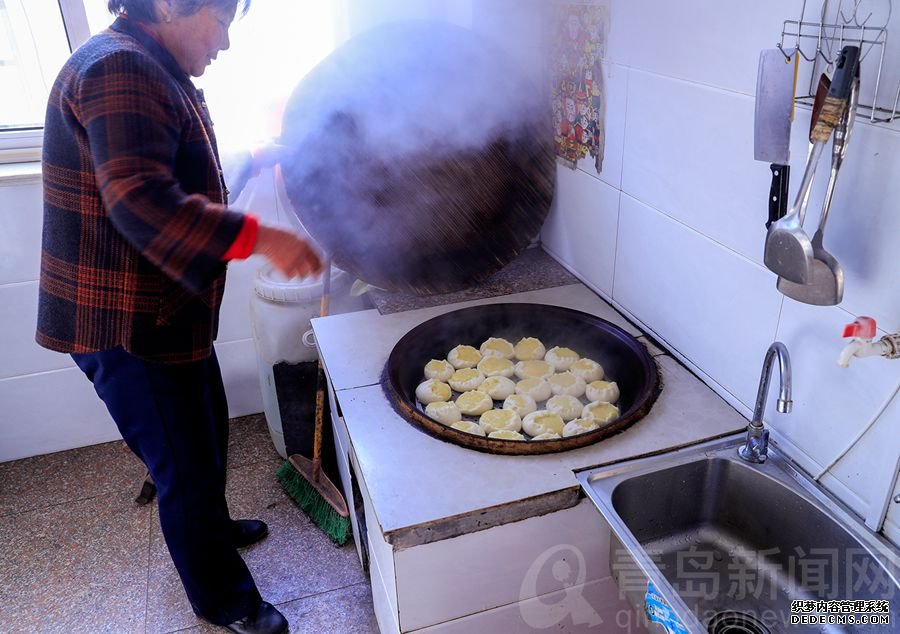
[0,439,147,518]
[178,583,379,634]
[227,414,284,468]
[228,460,368,604]
[145,457,366,633]
[0,488,151,634]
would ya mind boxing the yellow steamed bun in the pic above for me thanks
[514,337,546,360]
[456,390,493,416]
[416,379,451,404]
[522,410,565,437]
[451,421,486,436]
[424,401,462,425]
[582,401,620,424]
[479,337,515,359]
[448,368,485,392]
[544,346,580,371]
[479,409,523,434]
[570,358,604,383]
[502,393,537,418]
[424,359,454,382]
[447,344,482,369]
[585,380,620,404]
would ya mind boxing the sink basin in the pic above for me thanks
[578,436,900,633]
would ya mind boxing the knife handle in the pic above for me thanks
[811,46,860,143]
[767,163,790,229]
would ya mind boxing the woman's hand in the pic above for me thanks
[253,224,323,279]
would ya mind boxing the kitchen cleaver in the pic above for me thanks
[754,48,798,228]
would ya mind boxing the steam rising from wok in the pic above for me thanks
[279,20,555,295]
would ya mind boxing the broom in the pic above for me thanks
[276,260,351,545]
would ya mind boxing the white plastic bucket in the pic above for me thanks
[250,264,366,458]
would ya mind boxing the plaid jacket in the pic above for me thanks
[37,17,245,363]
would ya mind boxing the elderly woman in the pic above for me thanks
[36,1,316,632]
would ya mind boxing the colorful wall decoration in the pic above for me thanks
[548,2,609,172]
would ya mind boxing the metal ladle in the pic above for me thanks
[778,75,858,305]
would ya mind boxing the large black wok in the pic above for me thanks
[383,303,661,455]
[279,20,556,295]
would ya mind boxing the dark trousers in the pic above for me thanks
[71,346,261,625]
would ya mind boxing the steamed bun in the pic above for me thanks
[479,409,522,434]
[488,429,525,441]
[544,346,580,371]
[562,418,600,437]
[424,401,461,425]
[502,393,537,418]
[456,390,493,416]
[530,431,562,441]
[481,376,517,400]
[514,337,546,360]
[546,395,583,421]
[586,380,620,404]
[570,358,604,383]
[522,410,565,437]
[416,379,451,404]
[447,344,482,369]
[424,359,454,382]
[477,357,515,378]
[515,378,552,402]
[547,372,586,397]
[479,337,515,359]
[582,401,620,424]
[514,360,554,381]
[451,421,486,436]
[448,368,485,392]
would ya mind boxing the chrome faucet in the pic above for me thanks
[738,342,792,464]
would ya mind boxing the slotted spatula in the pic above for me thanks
[763,46,859,284]
[778,72,859,305]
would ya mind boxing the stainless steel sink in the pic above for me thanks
[578,435,900,634]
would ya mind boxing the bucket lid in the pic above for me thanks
[253,264,342,304]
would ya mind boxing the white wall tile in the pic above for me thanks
[574,61,628,190]
[215,339,264,418]
[607,0,804,95]
[0,367,118,462]
[0,181,42,285]
[622,70,768,262]
[614,195,783,408]
[809,120,900,333]
[541,165,619,298]
[769,299,900,471]
[0,281,74,379]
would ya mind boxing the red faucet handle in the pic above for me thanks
[842,316,877,339]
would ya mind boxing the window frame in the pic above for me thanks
[0,0,91,164]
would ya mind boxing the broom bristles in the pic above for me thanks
[277,461,351,546]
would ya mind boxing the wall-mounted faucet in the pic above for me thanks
[739,342,793,464]
[838,317,900,367]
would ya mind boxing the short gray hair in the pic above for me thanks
[107,0,251,24]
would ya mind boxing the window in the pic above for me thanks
[0,1,342,163]
[0,0,90,162]
[196,2,340,152]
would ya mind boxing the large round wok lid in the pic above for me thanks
[383,303,661,455]
[280,21,556,295]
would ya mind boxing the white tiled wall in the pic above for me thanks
[541,1,900,539]
[0,171,285,462]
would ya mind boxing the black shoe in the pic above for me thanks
[225,601,288,634]
[231,519,269,548]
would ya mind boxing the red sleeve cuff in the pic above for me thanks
[222,214,259,261]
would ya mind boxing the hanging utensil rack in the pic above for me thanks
[777,0,898,124]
